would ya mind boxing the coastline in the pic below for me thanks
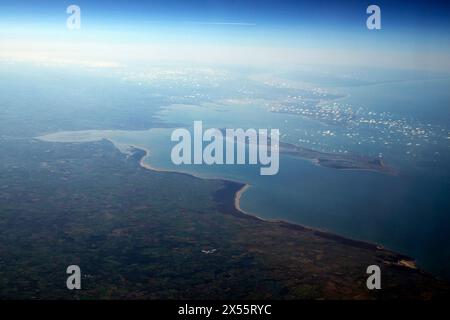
[234,184,250,214]
[128,142,418,270]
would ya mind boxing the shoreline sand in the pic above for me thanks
[234,184,250,214]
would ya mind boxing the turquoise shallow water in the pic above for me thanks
[39,78,450,279]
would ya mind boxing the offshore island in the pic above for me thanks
[219,128,397,175]
[278,141,397,175]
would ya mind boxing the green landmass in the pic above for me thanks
[0,138,447,299]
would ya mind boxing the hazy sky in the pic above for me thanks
[1,0,450,71]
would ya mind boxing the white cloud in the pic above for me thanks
[1,37,449,72]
